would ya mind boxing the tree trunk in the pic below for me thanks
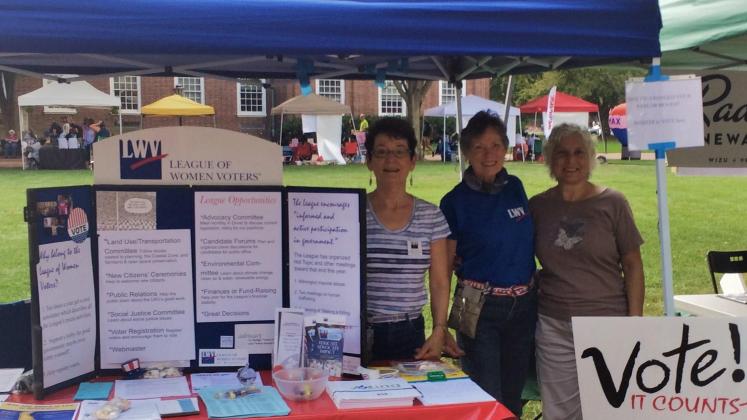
[393,80,432,160]
[0,72,17,134]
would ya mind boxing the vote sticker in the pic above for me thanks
[67,207,89,243]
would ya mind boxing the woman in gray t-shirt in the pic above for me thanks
[529,123,645,420]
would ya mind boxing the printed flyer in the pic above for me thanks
[36,238,96,388]
[287,191,362,373]
[194,191,283,323]
[97,228,195,365]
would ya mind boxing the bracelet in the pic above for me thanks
[433,324,448,331]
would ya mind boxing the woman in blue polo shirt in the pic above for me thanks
[440,111,536,417]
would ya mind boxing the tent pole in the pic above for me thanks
[118,110,122,134]
[501,75,514,124]
[502,75,515,161]
[213,115,216,128]
[599,110,607,153]
[455,81,464,179]
[18,105,24,170]
[651,142,676,316]
[518,116,525,162]
[279,112,284,145]
[442,114,446,163]
[420,115,425,159]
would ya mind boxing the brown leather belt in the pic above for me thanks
[459,278,533,297]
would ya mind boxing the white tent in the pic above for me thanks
[17,81,123,135]
[424,95,521,146]
[271,94,352,165]
[17,81,122,169]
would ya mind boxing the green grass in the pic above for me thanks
[5,162,746,311]
[2,162,745,419]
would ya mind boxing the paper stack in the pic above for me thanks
[197,386,290,418]
[325,378,420,409]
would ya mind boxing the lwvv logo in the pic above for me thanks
[119,139,167,180]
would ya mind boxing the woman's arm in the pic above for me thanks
[621,248,645,316]
[415,238,450,360]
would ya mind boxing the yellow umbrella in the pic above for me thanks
[141,94,215,126]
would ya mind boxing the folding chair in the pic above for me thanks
[282,146,293,164]
[0,300,33,370]
[342,141,358,162]
[707,250,747,294]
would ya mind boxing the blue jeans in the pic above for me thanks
[369,315,425,362]
[4,142,18,158]
[458,290,537,417]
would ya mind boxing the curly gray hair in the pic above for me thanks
[543,123,597,179]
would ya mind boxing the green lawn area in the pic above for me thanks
[2,162,744,420]
[2,161,745,314]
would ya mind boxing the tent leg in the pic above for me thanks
[18,105,24,170]
[279,113,284,144]
[119,111,123,135]
[442,115,446,163]
[501,75,514,124]
[650,142,676,316]
[455,82,465,180]
[502,75,515,160]
[598,111,607,153]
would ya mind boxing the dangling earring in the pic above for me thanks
[409,172,413,187]
[369,172,373,186]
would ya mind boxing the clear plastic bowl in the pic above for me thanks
[272,367,327,401]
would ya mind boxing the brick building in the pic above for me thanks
[13,75,490,140]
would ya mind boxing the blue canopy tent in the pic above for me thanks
[0,0,661,82]
[0,1,666,315]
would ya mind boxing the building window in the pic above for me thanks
[175,77,204,104]
[378,81,406,116]
[236,79,266,116]
[315,79,345,103]
[42,75,78,114]
[110,76,141,114]
[438,81,465,105]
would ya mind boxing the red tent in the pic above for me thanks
[519,91,599,113]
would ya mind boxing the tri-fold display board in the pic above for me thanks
[26,184,366,398]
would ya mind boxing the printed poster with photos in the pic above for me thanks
[27,184,366,378]
[95,189,196,368]
[27,186,97,397]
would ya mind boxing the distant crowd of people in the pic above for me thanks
[1,116,112,168]
[44,116,110,151]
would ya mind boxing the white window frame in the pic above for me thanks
[236,78,267,117]
[109,75,141,114]
[174,77,205,104]
[315,79,345,104]
[42,74,78,114]
[438,81,466,106]
[378,81,406,116]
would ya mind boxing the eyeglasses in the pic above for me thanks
[372,149,410,159]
